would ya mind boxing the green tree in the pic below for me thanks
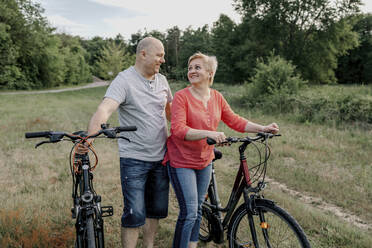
[178,25,212,80]
[57,34,92,85]
[0,22,24,89]
[0,0,91,89]
[233,0,362,83]
[337,13,372,84]
[211,14,239,83]
[95,41,135,80]
[164,26,181,78]
[80,36,106,68]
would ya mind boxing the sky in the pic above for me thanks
[37,0,372,40]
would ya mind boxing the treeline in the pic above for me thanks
[1,0,371,90]
[0,0,93,89]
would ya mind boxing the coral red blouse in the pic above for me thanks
[163,87,248,169]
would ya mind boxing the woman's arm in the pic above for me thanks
[219,92,279,134]
[185,129,226,143]
[244,121,279,134]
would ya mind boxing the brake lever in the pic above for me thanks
[35,140,51,148]
[103,129,116,138]
[118,136,131,142]
[35,139,62,148]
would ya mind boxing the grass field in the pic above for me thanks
[0,82,371,247]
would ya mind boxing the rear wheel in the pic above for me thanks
[228,201,311,248]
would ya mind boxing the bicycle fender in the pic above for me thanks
[246,197,276,214]
[254,198,275,207]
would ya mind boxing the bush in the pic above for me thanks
[245,53,307,113]
[247,88,372,125]
[291,94,372,124]
[248,53,307,97]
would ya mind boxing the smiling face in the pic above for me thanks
[136,37,165,79]
[143,41,165,76]
[187,58,211,86]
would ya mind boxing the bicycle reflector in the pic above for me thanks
[260,222,269,229]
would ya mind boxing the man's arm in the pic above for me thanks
[76,97,119,154]
[87,97,120,135]
[165,102,171,122]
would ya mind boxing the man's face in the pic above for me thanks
[143,42,165,75]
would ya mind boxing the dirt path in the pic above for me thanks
[266,178,371,231]
[0,77,109,95]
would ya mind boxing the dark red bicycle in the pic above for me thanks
[200,132,311,248]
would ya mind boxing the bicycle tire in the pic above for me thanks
[75,216,96,248]
[96,220,105,248]
[199,206,213,242]
[86,216,96,248]
[228,200,311,248]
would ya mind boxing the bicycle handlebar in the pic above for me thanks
[207,132,281,145]
[25,124,137,148]
[25,131,53,139]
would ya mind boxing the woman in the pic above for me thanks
[164,52,279,248]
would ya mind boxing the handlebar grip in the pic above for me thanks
[25,131,51,139]
[207,137,216,145]
[116,126,137,132]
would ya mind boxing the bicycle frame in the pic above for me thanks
[73,153,105,247]
[203,141,269,244]
[205,144,247,216]
[73,153,115,247]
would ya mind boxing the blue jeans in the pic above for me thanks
[120,158,169,227]
[167,163,212,248]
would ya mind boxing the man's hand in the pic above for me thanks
[75,140,93,154]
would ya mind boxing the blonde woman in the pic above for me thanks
[163,52,279,248]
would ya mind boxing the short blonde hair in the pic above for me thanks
[188,52,218,86]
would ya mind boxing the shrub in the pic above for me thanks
[245,53,307,113]
[248,53,307,98]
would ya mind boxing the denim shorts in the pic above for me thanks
[120,157,169,227]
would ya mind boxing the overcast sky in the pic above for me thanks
[37,0,372,40]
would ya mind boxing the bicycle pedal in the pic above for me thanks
[101,206,114,217]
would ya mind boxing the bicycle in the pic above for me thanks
[25,124,137,248]
[199,132,311,248]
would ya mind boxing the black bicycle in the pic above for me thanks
[25,124,137,248]
[199,132,311,248]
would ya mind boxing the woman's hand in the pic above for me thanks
[207,131,226,144]
[262,123,279,134]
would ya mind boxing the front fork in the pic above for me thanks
[243,189,273,248]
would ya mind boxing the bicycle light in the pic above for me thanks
[82,191,94,203]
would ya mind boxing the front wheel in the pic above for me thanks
[86,216,96,248]
[75,215,97,248]
[228,200,311,248]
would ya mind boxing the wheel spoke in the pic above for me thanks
[228,203,310,248]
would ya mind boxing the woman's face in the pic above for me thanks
[187,58,210,86]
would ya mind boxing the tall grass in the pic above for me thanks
[0,83,371,247]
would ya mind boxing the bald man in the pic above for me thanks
[84,37,172,247]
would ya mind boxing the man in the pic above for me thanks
[82,37,172,248]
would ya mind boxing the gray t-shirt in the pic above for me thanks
[104,66,173,161]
